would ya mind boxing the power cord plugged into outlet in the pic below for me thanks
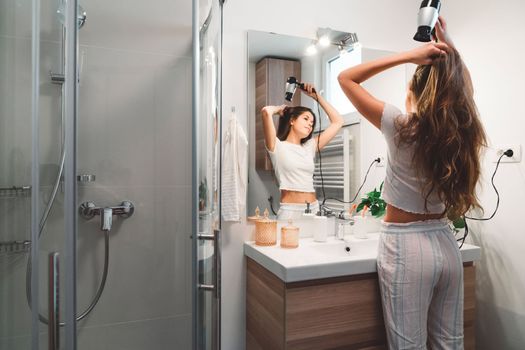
[495,145,521,163]
[463,145,515,244]
[375,156,385,167]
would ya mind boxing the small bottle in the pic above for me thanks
[281,219,299,248]
[313,210,327,242]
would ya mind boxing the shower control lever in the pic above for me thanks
[79,201,134,231]
[102,208,113,231]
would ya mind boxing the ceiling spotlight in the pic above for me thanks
[305,43,318,56]
[318,35,330,47]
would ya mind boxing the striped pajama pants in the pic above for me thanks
[377,220,464,350]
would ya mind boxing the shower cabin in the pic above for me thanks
[0,0,222,349]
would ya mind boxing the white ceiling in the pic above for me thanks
[248,30,312,63]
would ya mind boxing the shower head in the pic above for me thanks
[78,7,87,28]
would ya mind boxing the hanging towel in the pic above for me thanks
[222,112,248,222]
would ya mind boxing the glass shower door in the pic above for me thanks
[0,1,36,346]
[0,0,77,348]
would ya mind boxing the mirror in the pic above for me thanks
[246,30,407,219]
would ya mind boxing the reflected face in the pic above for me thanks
[291,112,314,138]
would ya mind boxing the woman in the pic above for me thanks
[261,83,344,220]
[338,17,486,349]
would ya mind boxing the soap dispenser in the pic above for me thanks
[301,201,315,237]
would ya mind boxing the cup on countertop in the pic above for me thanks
[353,215,368,239]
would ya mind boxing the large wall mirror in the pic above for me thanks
[246,30,407,219]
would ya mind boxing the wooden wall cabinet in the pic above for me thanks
[246,258,476,350]
[255,57,301,171]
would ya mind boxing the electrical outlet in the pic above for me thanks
[494,145,521,163]
[376,156,386,167]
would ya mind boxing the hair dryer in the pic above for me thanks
[285,77,303,102]
[285,77,316,102]
[413,0,441,42]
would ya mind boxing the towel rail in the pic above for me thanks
[314,129,353,210]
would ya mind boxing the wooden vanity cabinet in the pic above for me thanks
[255,57,301,171]
[246,257,476,350]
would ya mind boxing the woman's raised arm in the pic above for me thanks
[261,104,285,152]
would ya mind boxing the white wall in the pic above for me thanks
[222,0,525,349]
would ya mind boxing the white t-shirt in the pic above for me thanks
[266,138,317,193]
[381,103,446,214]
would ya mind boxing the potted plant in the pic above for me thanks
[356,182,386,218]
[354,182,386,233]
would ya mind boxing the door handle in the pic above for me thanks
[48,252,60,350]
[198,229,221,299]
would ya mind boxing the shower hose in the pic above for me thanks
[25,146,110,326]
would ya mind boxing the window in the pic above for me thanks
[326,46,362,117]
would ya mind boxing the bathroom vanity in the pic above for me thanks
[244,234,479,350]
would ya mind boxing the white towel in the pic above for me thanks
[222,112,248,221]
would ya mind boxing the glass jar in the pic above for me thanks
[255,209,277,246]
[280,219,299,248]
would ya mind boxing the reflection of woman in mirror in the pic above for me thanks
[261,83,344,220]
[338,17,486,349]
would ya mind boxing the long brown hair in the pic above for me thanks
[397,48,487,219]
[276,106,316,144]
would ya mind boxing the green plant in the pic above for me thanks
[356,182,386,218]
[199,178,208,211]
[451,216,465,233]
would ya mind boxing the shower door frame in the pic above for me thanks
[62,0,80,348]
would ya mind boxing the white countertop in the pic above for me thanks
[244,233,481,283]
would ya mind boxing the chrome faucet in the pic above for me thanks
[79,201,134,231]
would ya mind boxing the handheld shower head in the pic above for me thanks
[414,0,441,42]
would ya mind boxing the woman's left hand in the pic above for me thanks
[405,42,450,65]
[301,83,318,99]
